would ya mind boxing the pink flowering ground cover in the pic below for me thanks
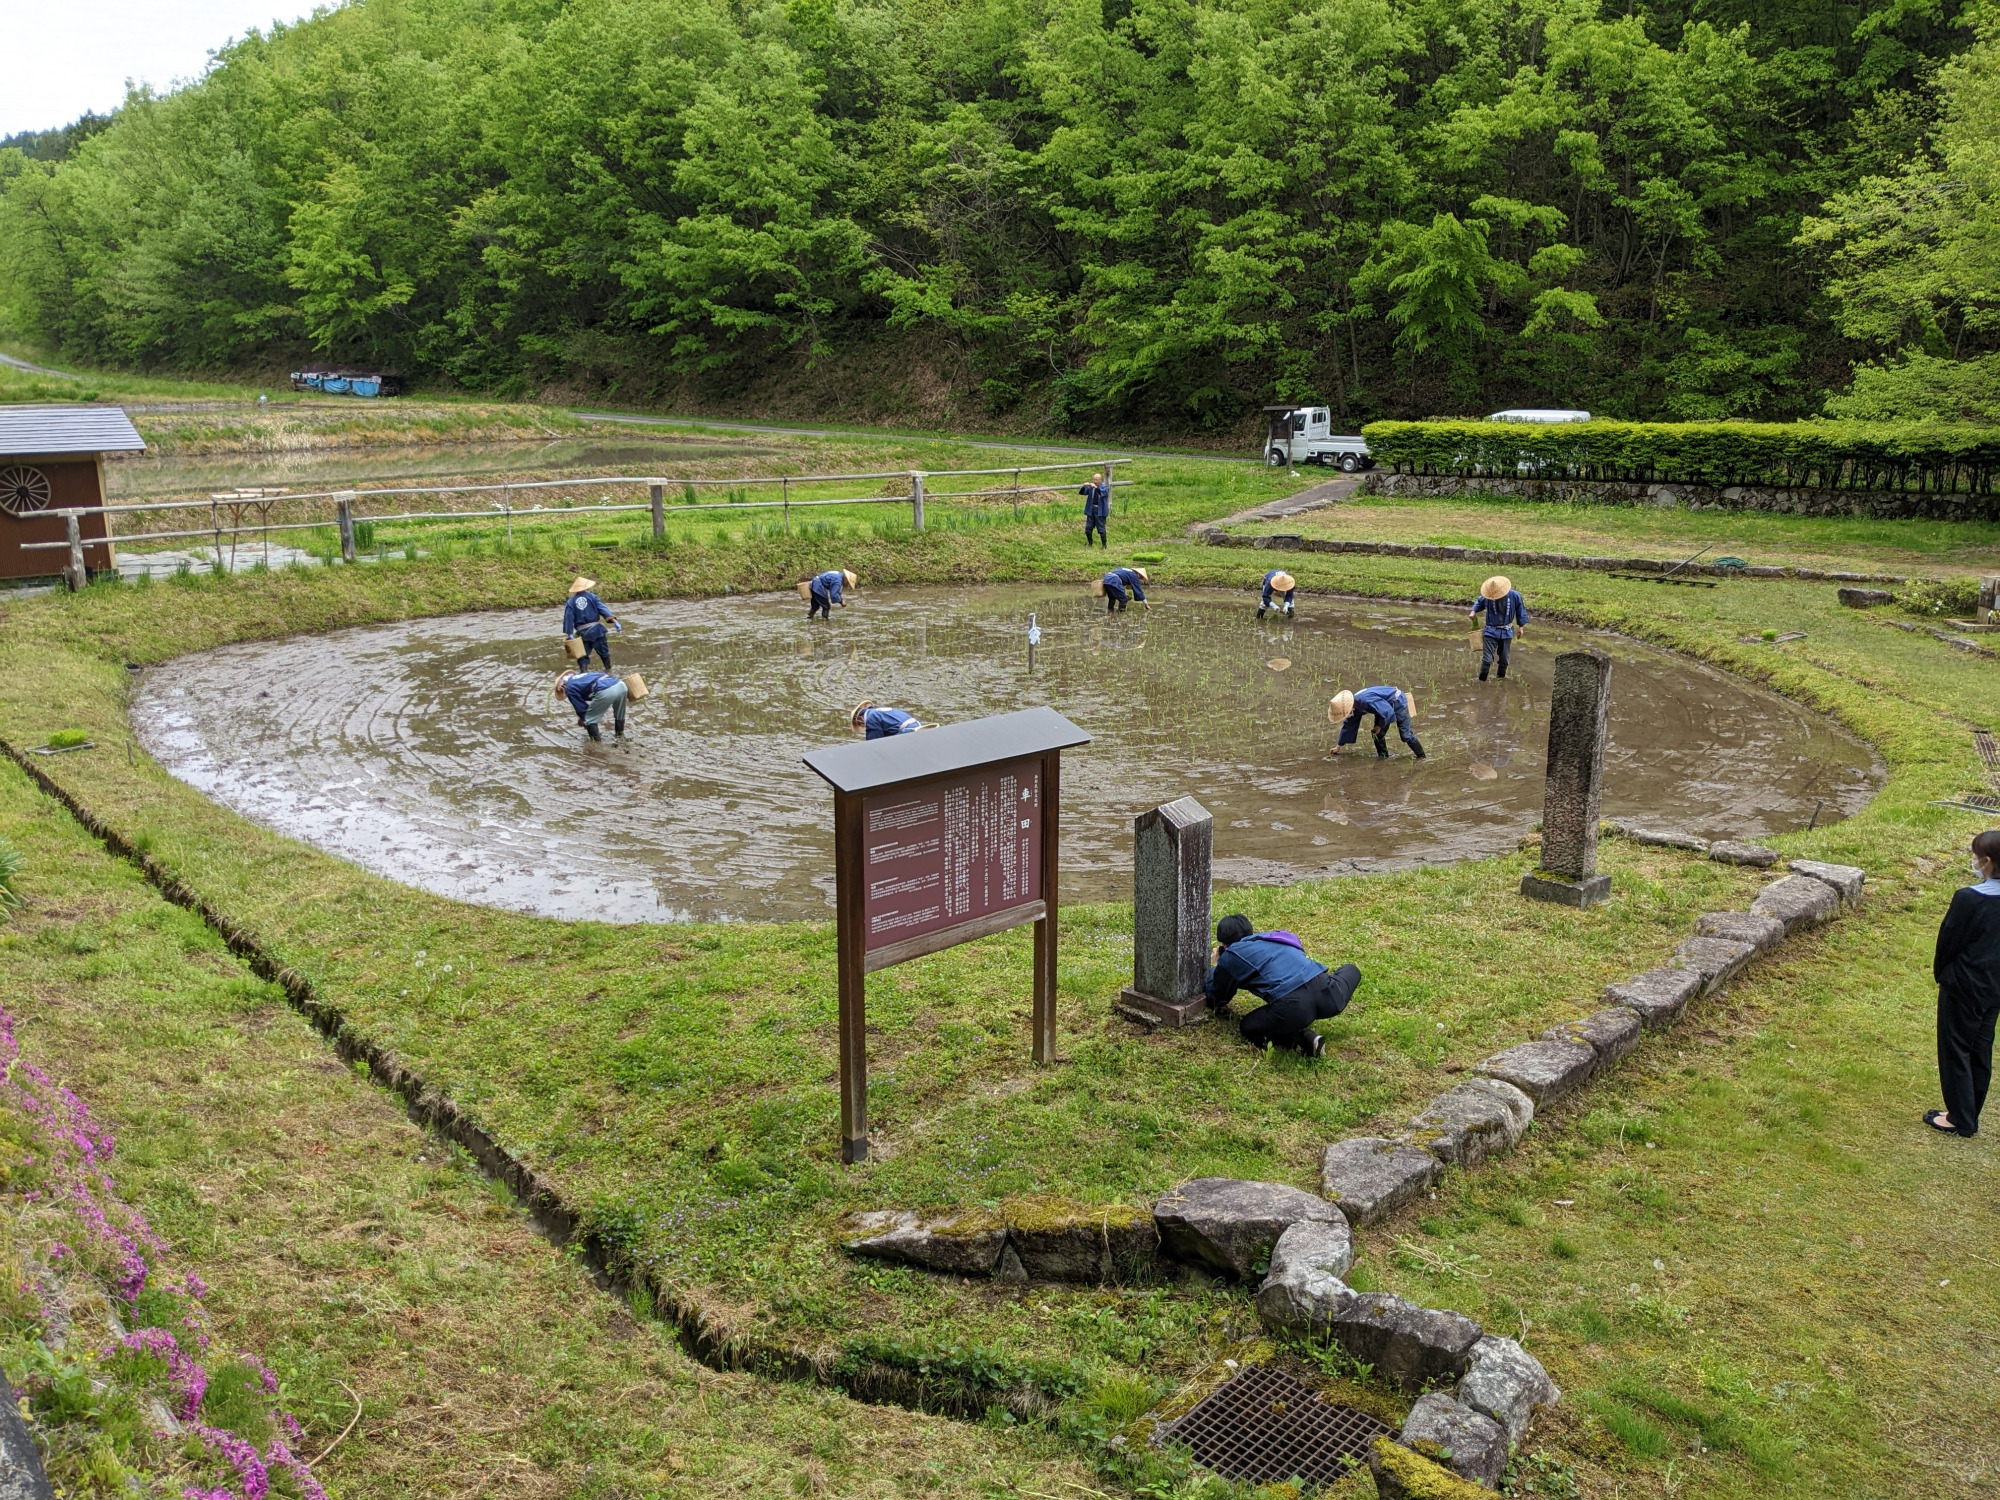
[0,1007,327,1500]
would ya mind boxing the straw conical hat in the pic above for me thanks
[850,699,874,727]
[1133,567,1150,583]
[1270,571,1296,592]
[843,569,858,588]
[1328,691,1354,722]
[569,576,596,595]
[1480,575,1511,600]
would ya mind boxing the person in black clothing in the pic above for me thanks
[1927,828,2000,1136]
[1204,913,1361,1056]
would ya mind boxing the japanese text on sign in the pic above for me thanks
[860,757,1041,950]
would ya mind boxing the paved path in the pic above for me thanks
[0,350,77,379]
[572,409,1257,465]
[1198,474,1361,530]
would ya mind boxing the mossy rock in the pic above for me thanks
[1370,1438,1489,1500]
[1003,1195,1159,1282]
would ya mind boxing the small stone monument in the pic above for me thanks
[1522,650,1612,908]
[1118,797,1214,1027]
[1980,574,1999,626]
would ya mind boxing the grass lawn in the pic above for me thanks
[1243,492,2000,577]
[0,441,1995,1497]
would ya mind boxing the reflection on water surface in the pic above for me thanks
[133,585,1881,922]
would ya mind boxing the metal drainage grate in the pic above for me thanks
[1977,730,2000,787]
[1159,1364,1393,1485]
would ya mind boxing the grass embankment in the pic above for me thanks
[0,761,1103,1498]
[1242,491,2000,578]
[0,463,1995,1495]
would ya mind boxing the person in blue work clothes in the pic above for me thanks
[807,568,858,621]
[1470,575,1528,681]
[563,576,620,669]
[1329,685,1427,759]
[1097,565,1148,612]
[1081,471,1110,547]
[1259,570,1296,619]
[555,669,627,742]
[1205,914,1361,1057]
[851,700,930,738]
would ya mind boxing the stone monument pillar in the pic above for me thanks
[1522,650,1612,908]
[1117,797,1214,1027]
[1980,574,1998,626]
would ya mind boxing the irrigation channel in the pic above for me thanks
[132,586,1882,923]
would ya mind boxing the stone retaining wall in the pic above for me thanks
[1359,469,2000,522]
[1199,526,1912,585]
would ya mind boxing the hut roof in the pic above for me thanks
[0,405,146,457]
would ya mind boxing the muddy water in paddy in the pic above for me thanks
[133,586,1881,923]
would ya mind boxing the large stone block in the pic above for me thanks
[1672,934,1759,994]
[1603,966,1703,1029]
[1007,1204,1159,1283]
[1750,873,1841,934]
[1789,859,1866,904]
[1320,1138,1441,1225]
[1473,1039,1598,1104]
[1540,1007,1641,1066]
[1694,910,1786,953]
[1456,1335,1560,1444]
[1120,798,1214,1028]
[1519,870,1612,908]
[1371,1438,1492,1500]
[844,1210,1006,1276]
[1327,1292,1483,1389]
[1708,840,1778,867]
[1152,1177,1340,1280]
[1409,1078,1535,1168]
[1400,1393,1509,1487]
[1253,1220,1357,1337]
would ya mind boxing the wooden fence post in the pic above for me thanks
[911,472,925,532]
[335,494,356,563]
[650,482,665,541]
[62,512,85,591]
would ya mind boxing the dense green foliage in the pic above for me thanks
[1,0,1996,428]
[1362,417,2000,491]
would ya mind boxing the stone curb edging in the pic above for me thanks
[1197,526,1914,586]
[0,740,1064,1425]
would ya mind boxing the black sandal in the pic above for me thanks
[1924,1110,1960,1134]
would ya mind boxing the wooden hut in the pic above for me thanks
[0,406,145,583]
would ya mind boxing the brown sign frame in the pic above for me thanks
[805,707,1089,1163]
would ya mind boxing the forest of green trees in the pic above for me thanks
[1,0,1995,431]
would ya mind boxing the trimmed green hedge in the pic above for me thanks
[1358,420,2000,494]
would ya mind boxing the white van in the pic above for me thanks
[1487,408,1591,423]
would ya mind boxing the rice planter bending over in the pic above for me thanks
[808,569,857,621]
[563,577,621,670]
[1330,685,1427,760]
[1469,575,1528,682]
[1260,570,1296,619]
[557,670,627,742]
[1100,566,1148,612]
[1204,914,1361,1057]
[851,700,930,739]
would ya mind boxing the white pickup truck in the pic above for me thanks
[1260,405,1373,470]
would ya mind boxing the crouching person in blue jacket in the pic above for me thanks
[851,700,930,739]
[1205,914,1360,1056]
[557,670,627,742]
[1330,685,1426,759]
[808,568,857,621]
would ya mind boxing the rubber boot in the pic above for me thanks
[586,724,602,742]
[1479,665,1490,682]
[1257,606,1267,619]
[1411,737,1428,760]
[1374,734,1389,759]
[1497,663,1507,679]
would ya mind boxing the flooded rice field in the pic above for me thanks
[133,585,1882,923]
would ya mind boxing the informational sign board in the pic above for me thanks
[804,709,1089,1162]
[861,756,1042,969]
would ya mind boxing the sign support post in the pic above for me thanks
[806,707,1089,1162]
